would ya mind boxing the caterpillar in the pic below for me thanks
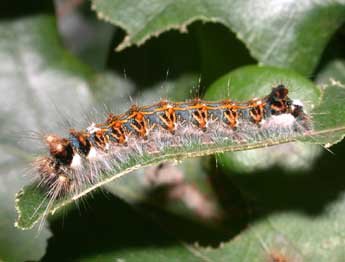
[34,84,311,199]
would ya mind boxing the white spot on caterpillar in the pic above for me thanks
[262,114,296,129]
[87,147,100,161]
[291,99,305,113]
[87,123,101,134]
[46,135,54,143]
[56,144,63,152]
[58,175,68,183]
[70,153,82,169]
[292,99,304,107]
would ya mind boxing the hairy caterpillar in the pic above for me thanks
[34,85,311,200]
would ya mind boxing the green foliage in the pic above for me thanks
[1,1,345,261]
[92,0,345,75]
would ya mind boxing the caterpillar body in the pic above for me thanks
[35,85,310,198]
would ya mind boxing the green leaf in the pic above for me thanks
[91,0,345,75]
[15,63,345,230]
[0,15,80,260]
[73,194,345,262]
[205,65,320,105]
[0,14,95,260]
[314,58,345,146]
[0,166,51,261]
[187,145,345,262]
[56,4,115,70]
[310,83,345,145]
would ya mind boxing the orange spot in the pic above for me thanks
[114,121,122,128]
[135,112,144,121]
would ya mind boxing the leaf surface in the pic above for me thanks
[92,0,345,75]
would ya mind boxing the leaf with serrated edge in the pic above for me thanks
[92,0,345,75]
